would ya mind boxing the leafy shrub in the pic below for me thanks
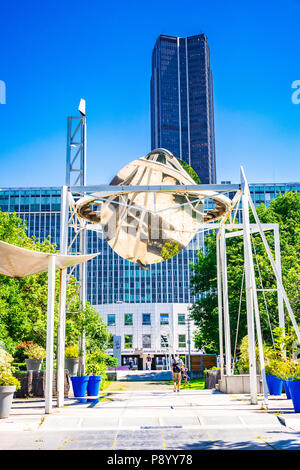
[12,362,27,371]
[105,356,118,368]
[204,366,220,373]
[26,345,46,360]
[272,359,295,380]
[86,353,107,376]
[86,352,118,385]
[16,341,46,360]
[289,361,300,381]
[0,349,21,389]
[65,345,79,358]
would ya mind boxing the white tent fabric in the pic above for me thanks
[0,240,99,278]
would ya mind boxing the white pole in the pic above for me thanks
[216,231,224,378]
[56,185,69,407]
[248,195,300,343]
[78,227,87,376]
[274,225,285,331]
[241,168,258,404]
[248,242,269,405]
[45,255,56,414]
[220,226,232,375]
[78,116,87,376]
[187,313,191,372]
[56,269,67,407]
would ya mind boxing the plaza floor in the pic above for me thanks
[1,386,300,450]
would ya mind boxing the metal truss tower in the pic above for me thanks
[62,100,87,382]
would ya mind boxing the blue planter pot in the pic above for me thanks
[70,376,89,403]
[87,375,102,403]
[288,380,300,413]
[283,380,291,399]
[266,374,283,395]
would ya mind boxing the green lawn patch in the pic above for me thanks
[167,378,205,389]
[182,378,205,390]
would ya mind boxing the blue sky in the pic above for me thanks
[0,0,300,187]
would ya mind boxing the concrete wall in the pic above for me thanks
[218,375,263,394]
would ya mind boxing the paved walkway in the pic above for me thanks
[104,380,174,391]
[1,389,300,450]
[111,370,173,381]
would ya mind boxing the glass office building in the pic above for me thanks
[151,34,216,184]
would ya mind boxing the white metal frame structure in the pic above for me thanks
[56,104,300,410]
[59,167,300,408]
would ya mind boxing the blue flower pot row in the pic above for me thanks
[70,375,102,403]
[266,374,300,412]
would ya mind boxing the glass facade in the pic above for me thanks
[107,314,116,326]
[142,334,151,349]
[124,313,133,326]
[151,34,216,184]
[142,314,151,325]
[1,182,299,306]
[178,334,186,348]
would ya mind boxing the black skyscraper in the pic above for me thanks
[151,34,216,184]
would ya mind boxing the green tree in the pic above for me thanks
[161,241,180,260]
[178,159,201,184]
[190,192,300,354]
[0,211,111,356]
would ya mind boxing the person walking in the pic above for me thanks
[171,354,184,392]
[146,354,152,371]
[182,366,191,387]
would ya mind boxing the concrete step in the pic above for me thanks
[115,370,172,381]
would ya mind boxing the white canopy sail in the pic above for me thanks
[0,240,99,278]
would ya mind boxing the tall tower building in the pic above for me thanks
[151,34,216,184]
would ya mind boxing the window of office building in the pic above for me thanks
[142,334,151,349]
[107,314,115,326]
[178,314,185,325]
[142,313,151,325]
[124,335,133,349]
[124,313,133,326]
[160,313,169,325]
[161,335,169,348]
[178,334,186,348]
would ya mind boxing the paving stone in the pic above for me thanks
[160,415,200,426]
[113,430,163,449]
[81,415,120,428]
[277,414,300,430]
[238,414,282,427]
[198,415,243,427]
[120,415,159,427]
[40,416,81,430]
